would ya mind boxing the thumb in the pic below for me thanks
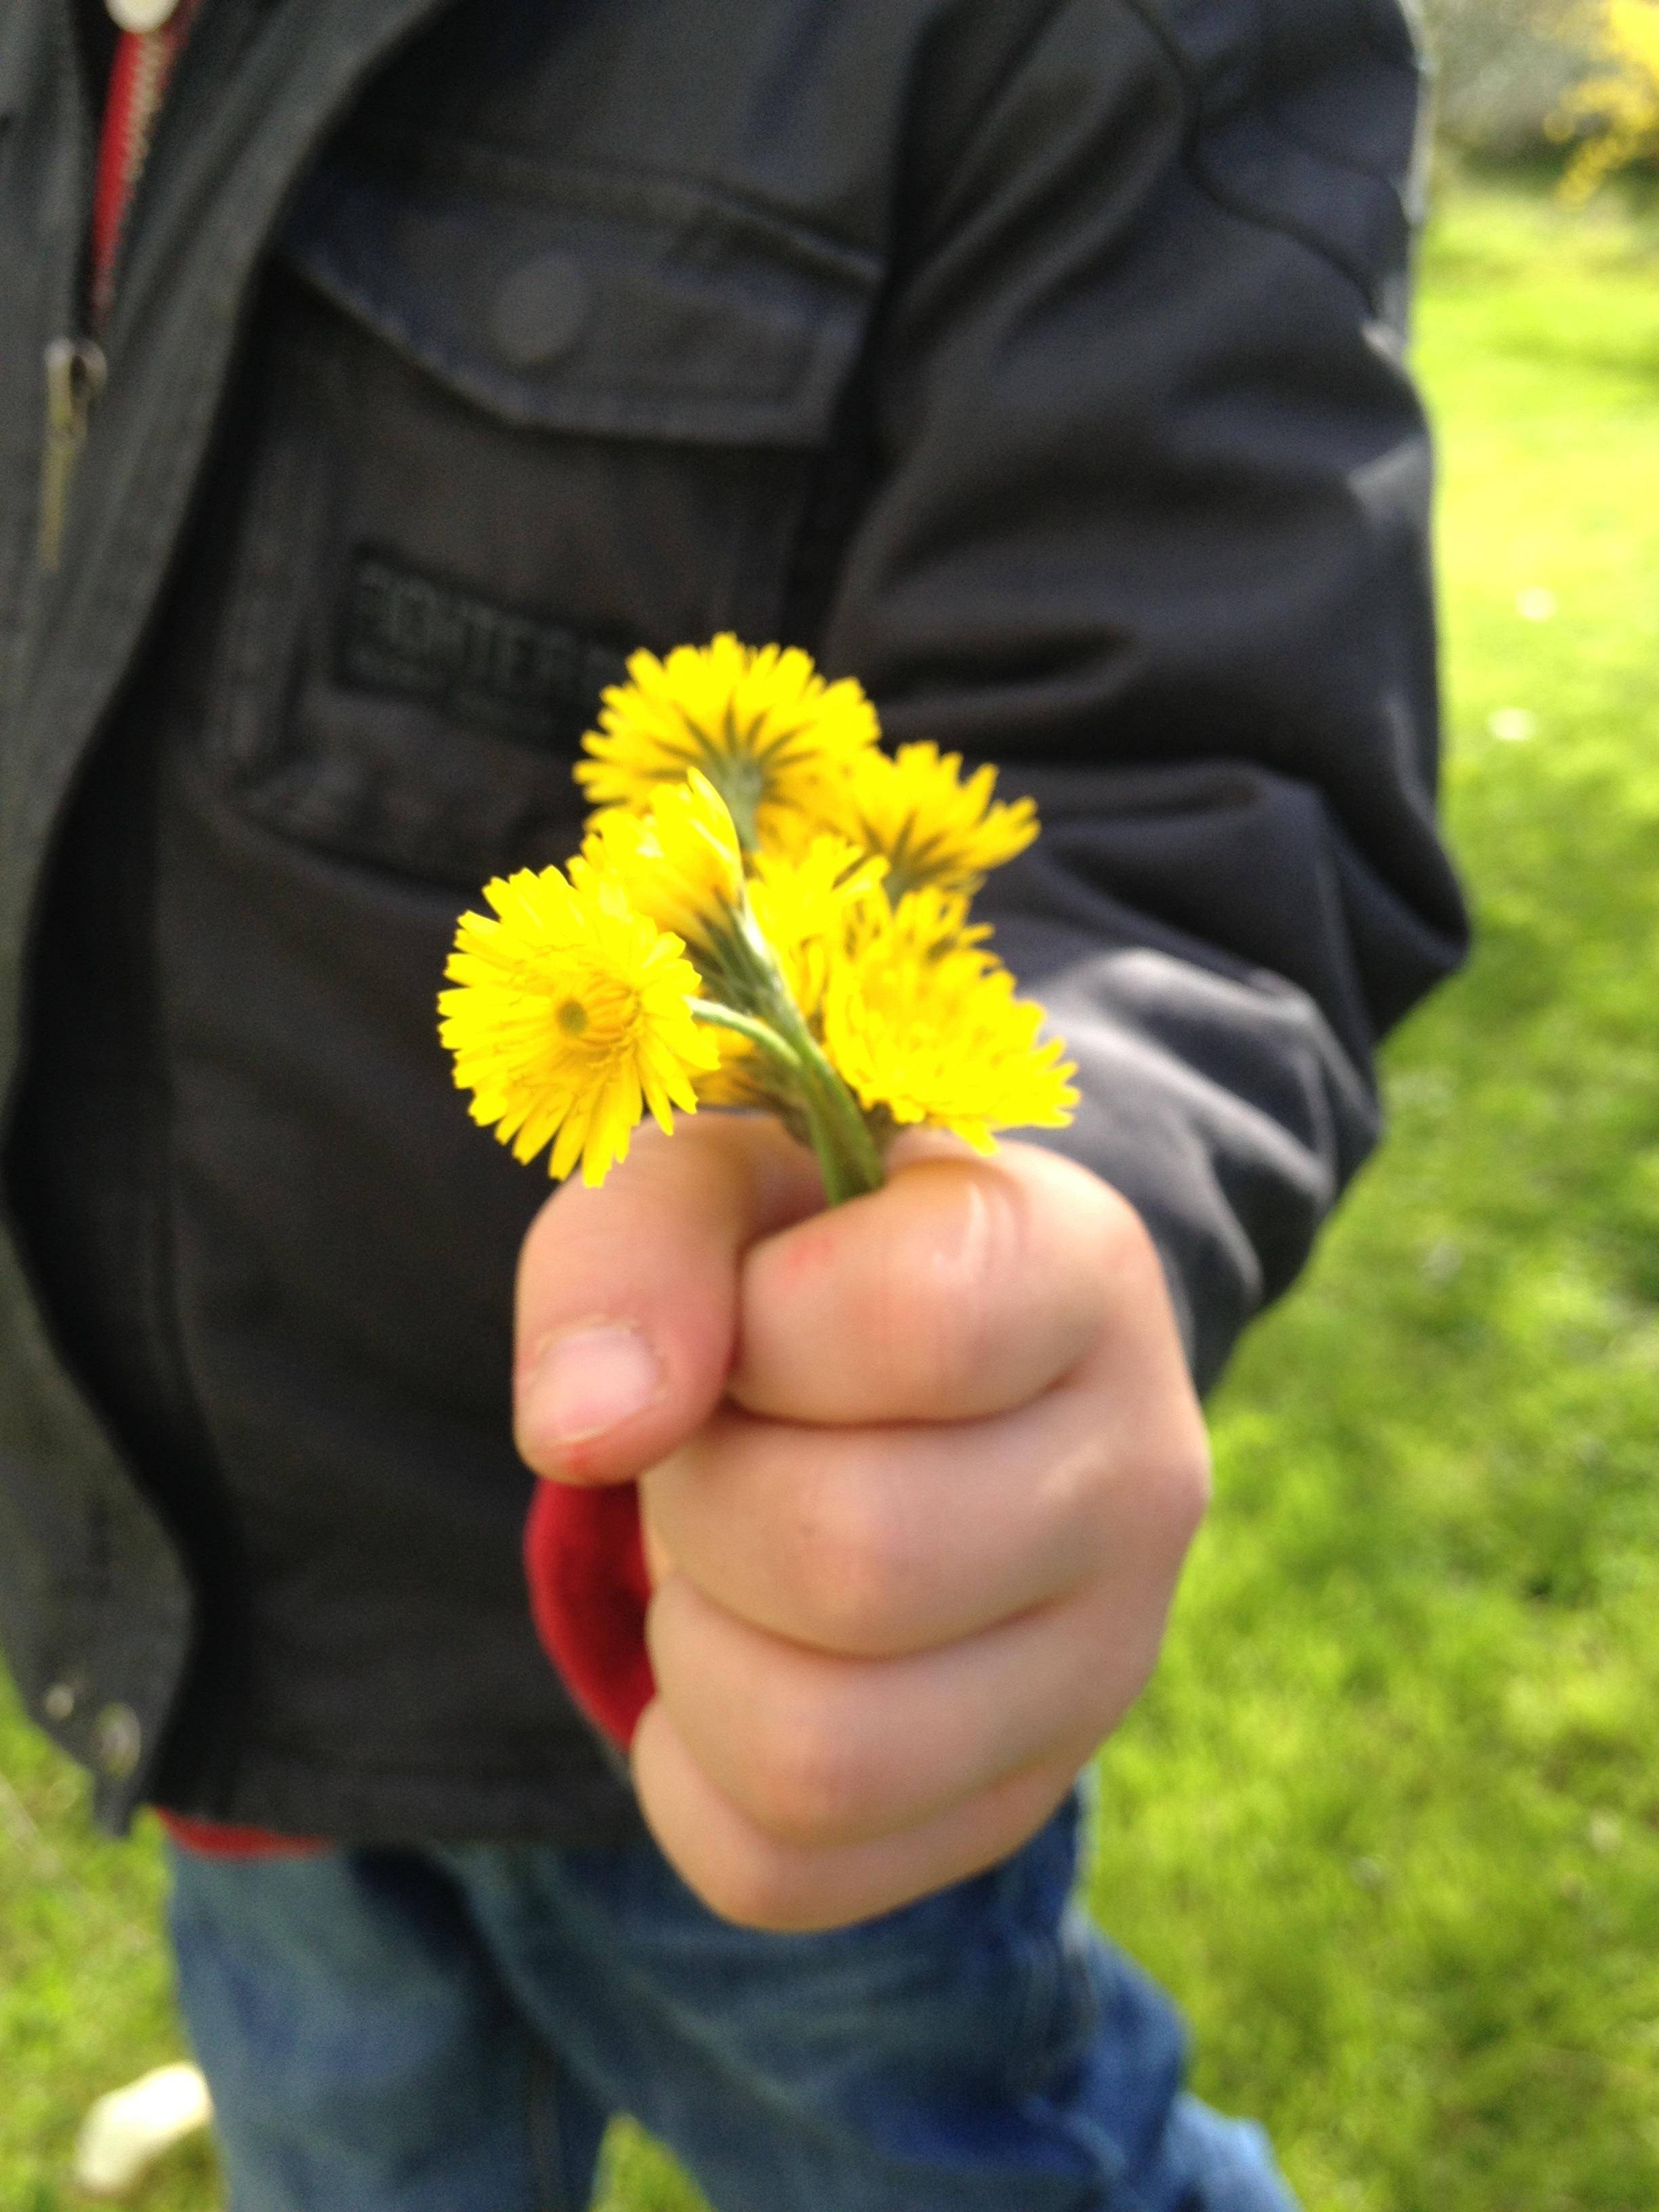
[513,1113,821,1485]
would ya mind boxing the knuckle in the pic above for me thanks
[1153,1426,1213,1544]
[928,1174,1026,1381]
[741,1700,872,1849]
[795,1467,918,1652]
[869,1170,1023,1410]
[866,1254,964,1410]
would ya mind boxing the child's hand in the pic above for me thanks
[514,1115,1210,1931]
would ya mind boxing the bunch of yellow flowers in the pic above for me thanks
[438,636,1077,1200]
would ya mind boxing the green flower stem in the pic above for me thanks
[687,1000,804,1076]
[788,1029,886,1204]
[692,994,883,1204]
[750,989,884,1204]
[708,904,886,1206]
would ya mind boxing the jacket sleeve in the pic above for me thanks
[813,0,1467,1391]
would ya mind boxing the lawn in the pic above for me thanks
[4,171,1658,2211]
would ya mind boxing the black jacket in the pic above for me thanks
[0,0,1466,1839]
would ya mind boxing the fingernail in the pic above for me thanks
[527,1324,663,1449]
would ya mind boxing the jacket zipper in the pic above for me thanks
[38,1,199,574]
[38,337,108,575]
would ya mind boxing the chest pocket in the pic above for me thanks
[196,137,882,890]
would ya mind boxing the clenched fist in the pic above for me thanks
[514,1115,1209,1933]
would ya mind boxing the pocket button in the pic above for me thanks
[43,1681,77,1723]
[93,1702,144,1779]
[491,251,592,369]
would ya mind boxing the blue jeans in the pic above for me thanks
[167,1796,1298,2212]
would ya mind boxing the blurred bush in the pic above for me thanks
[1422,0,1599,153]
[1423,0,1659,186]
[1555,0,1659,194]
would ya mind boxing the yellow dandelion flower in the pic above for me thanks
[844,879,991,963]
[748,834,887,986]
[825,741,1037,898]
[663,836,880,1113]
[439,866,718,1187]
[820,893,1076,1153]
[575,769,747,966]
[576,634,880,850]
[691,1020,782,1113]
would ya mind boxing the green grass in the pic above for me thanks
[1091,173,1659,2210]
[5,172,1659,2209]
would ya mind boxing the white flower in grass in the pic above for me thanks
[1488,707,1538,743]
[72,2063,213,2200]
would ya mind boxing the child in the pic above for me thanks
[0,0,1465,2202]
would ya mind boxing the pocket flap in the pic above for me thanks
[281,139,881,449]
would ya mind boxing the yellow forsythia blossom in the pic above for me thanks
[823,741,1038,898]
[439,866,716,1185]
[821,891,1077,1153]
[576,634,880,850]
[1556,0,1659,199]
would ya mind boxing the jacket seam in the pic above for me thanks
[1257,81,1424,190]
[340,117,884,288]
[1108,0,1407,308]
[906,0,1079,258]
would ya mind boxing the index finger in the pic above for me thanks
[729,1141,1160,1425]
